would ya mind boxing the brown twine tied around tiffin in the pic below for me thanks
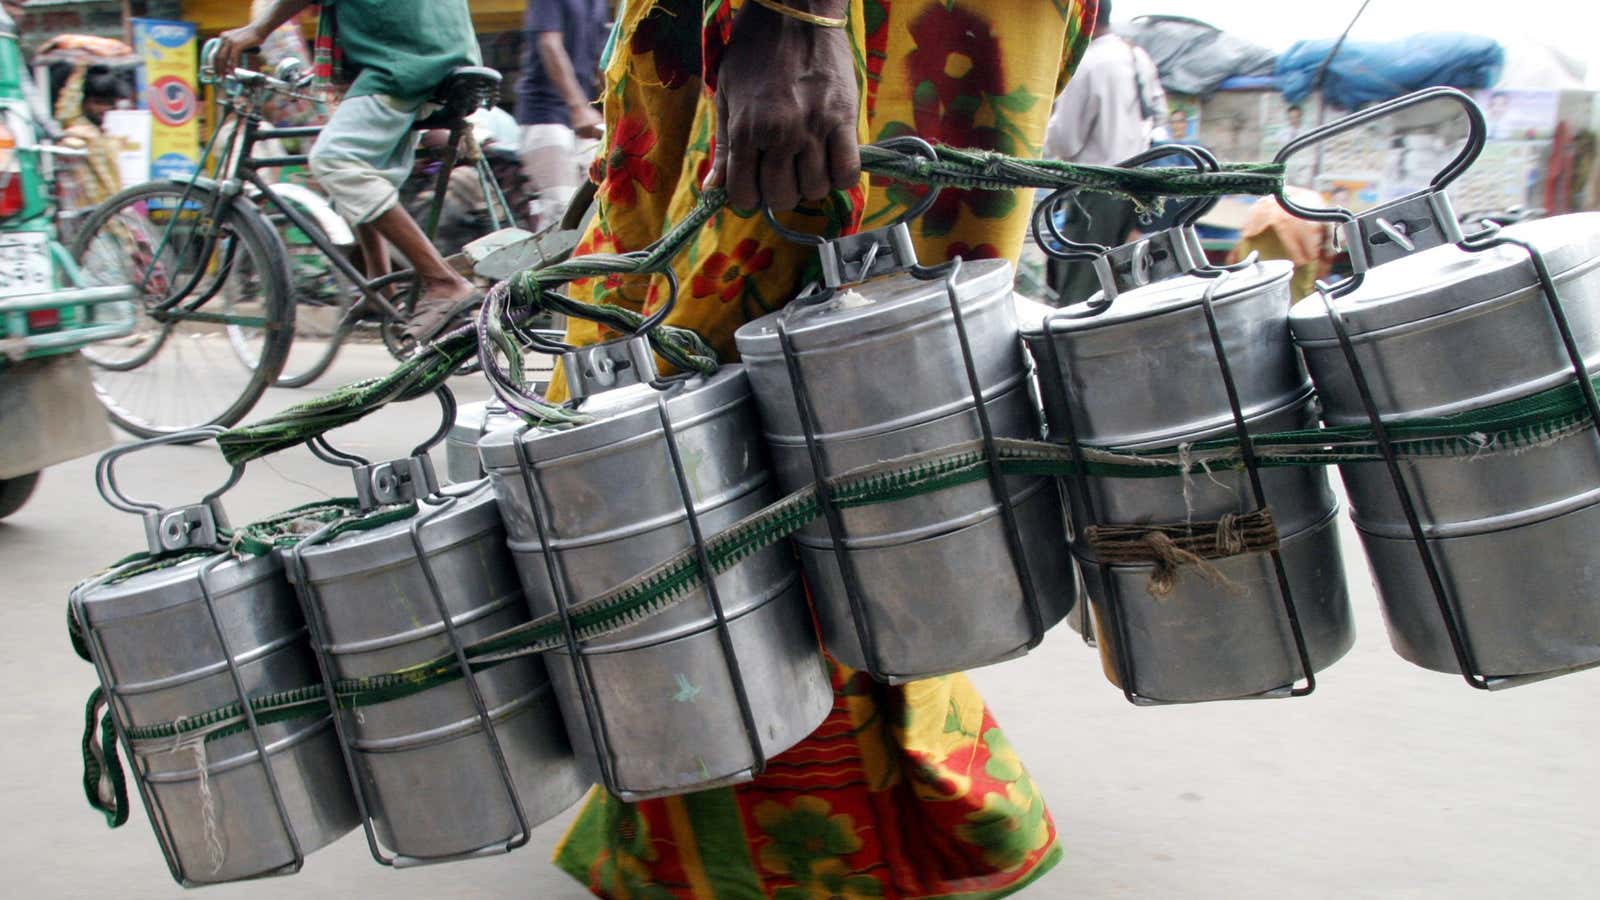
[1086,508,1281,599]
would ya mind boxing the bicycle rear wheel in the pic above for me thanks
[71,180,294,438]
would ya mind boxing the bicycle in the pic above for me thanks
[70,48,516,437]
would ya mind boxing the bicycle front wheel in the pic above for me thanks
[71,180,294,438]
[244,184,361,388]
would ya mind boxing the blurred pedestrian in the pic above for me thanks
[56,66,132,209]
[1042,0,1166,304]
[517,0,609,228]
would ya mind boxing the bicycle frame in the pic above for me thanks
[132,75,514,334]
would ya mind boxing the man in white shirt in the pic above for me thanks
[1042,0,1167,304]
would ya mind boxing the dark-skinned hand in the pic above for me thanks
[705,3,860,212]
[212,23,268,81]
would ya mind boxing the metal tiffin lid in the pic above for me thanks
[1019,177,1300,448]
[477,363,755,472]
[1266,87,1600,343]
[1289,211,1600,344]
[73,549,286,629]
[289,479,504,584]
[733,257,1024,442]
[734,255,1015,356]
[1020,258,1291,336]
[449,397,516,447]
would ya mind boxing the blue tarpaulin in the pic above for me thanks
[1276,32,1504,109]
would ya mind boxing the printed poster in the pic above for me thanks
[100,109,152,188]
[1165,95,1201,142]
[1476,89,1559,141]
[131,18,200,182]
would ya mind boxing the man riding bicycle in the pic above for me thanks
[214,1,482,344]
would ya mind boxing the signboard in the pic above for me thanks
[131,18,200,182]
[1476,89,1559,141]
[100,109,153,188]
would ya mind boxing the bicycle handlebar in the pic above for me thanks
[201,37,311,98]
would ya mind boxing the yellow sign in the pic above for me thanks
[132,19,201,180]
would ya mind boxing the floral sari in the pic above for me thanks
[551,2,1097,896]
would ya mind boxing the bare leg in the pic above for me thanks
[354,221,391,303]
[366,204,476,340]
[368,204,475,302]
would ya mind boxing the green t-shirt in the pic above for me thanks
[329,0,482,103]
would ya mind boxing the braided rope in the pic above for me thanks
[858,145,1283,206]
[215,143,1283,464]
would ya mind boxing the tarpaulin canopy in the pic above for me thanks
[1276,32,1504,108]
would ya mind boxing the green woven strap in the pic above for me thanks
[217,337,478,465]
[81,688,129,829]
[857,144,1284,205]
[213,141,1284,466]
[229,498,420,555]
[110,367,1600,753]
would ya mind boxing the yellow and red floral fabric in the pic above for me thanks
[552,2,1096,897]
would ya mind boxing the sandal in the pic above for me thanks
[402,291,484,345]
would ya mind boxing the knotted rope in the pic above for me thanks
[1086,508,1281,599]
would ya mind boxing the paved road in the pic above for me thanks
[4,346,1595,898]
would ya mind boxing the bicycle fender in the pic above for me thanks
[267,182,356,248]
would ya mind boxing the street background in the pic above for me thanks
[3,347,1596,899]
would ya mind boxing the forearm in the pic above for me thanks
[535,34,592,114]
[249,0,314,36]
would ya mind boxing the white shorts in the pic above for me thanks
[519,123,599,223]
[308,94,428,225]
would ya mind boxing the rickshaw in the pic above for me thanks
[0,16,137,518]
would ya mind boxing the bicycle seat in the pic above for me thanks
[417,66,503,129]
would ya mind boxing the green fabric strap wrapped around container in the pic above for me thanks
[98,367,1600,755]
[69,498,419,829]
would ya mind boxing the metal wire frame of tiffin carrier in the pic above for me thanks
[69,430,357,886]
[772,261,1054,681]
[480,270,831,801]
[280,386,583,866]
[1029,144,1343,705]
[1280,87,1600,689]
[740,136,1072,683]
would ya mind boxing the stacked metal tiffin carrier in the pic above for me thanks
[445,398,519,483]
[479,341,835,800]
[70,439,360,886]
[282,413,587,866]
[1280,88,1600,686]
[1022,190,1355,703]
[446,329,561,484]
[733,219,1077,682]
